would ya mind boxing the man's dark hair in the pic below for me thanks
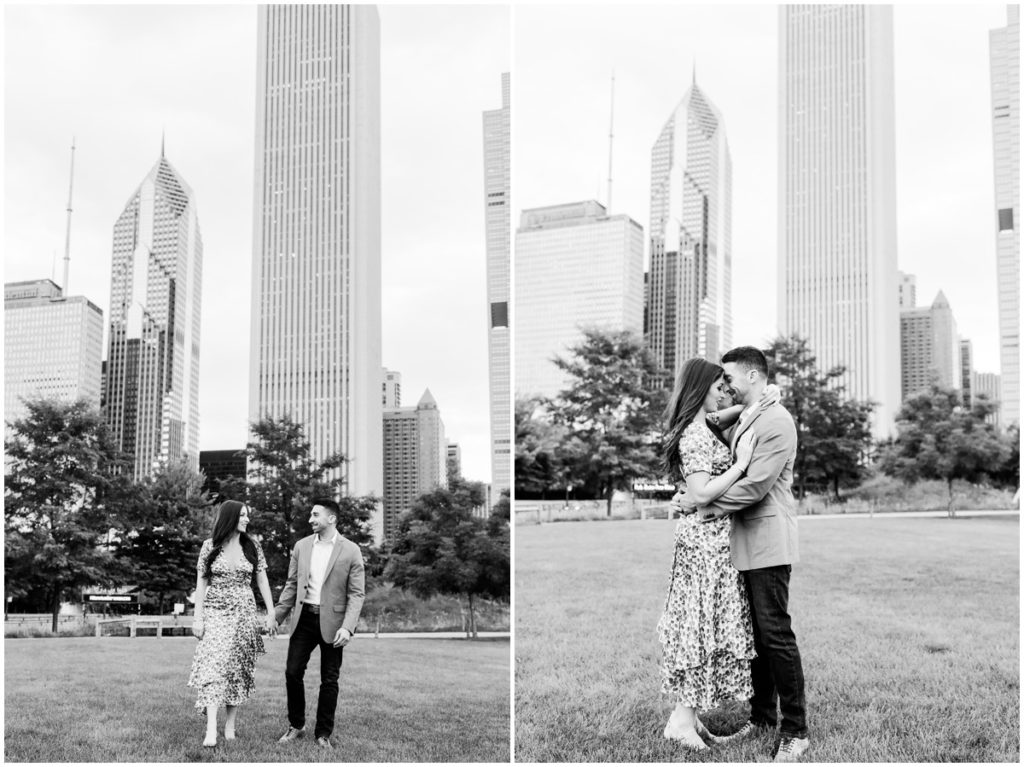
[311,497,341,521]
[721,346,769,379]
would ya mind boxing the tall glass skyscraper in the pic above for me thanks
[778,5,899,437]
[647,80,732,375]
[483,72,510,495]
[104,150,202,478]
[250,5,383,530]
[989,5,1019,427]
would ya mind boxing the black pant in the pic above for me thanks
[744,565,807,738]
[285,606,344,739]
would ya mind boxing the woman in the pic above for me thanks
[656,357,770,750]
[189,500,278,747]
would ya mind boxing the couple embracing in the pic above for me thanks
[188,498,364,750]
[657,346,809,762]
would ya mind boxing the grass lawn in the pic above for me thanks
[514,515,1019,762]
[5,635,509,762]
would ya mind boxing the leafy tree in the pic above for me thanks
[514,397,568,499]
[384,479,509,638]
[491,489,510,522]
[4,398,123,632]
[242,414,376,590]
[991,422,1020,490]
[113,459,213,614]
[547,328,668,515]
[765,335,876,499]
[878,386,1006,517]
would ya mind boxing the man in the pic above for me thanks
[673,346,809,762]
[274,498,365,749]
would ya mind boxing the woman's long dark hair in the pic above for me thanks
[204,500,258,585]
[661,357,724,481]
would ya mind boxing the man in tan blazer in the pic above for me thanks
[675,346,809,762]
[274,498,365,750]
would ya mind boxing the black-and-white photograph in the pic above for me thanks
[4,3,510,762]
[512,4,1018,763]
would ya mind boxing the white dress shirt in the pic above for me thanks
[303,530,338,606]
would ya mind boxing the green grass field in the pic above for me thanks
[5,635,510,762]
[514,515,1019,762]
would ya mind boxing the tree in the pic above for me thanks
[765,335,875,499]
[547,328,668,515]
[514,397,568,499]
[113,459,213,614]
[384,479,509,638]
[878,386,1006,517]
[4,398,123,632]
[243,415,376,589]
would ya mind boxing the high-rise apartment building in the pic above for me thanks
[382,368,401,409]
[104,151,202,477]
[959,338,975,407]
[4,280,103,429]
[483,72,511,494]
[899,291,962,401]
[515,201,644,398]
[897,271,917,311]
[778,6,899,436]
[990,5,1020,427]
[647,80,732,372]
[250,5,383,536]
[382,389,447,543]
[447,440,461,484]
[975,371,1002,426]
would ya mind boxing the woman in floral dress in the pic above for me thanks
[656,357,766,750]
[189,500,278,747]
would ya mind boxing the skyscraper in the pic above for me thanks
[778,5,899,436]
[5,280,103,428]
[104,150,202,478]
[515,201,644,398]
[382,389,447,542]
[250,5,383,532]
[990,5,1020,427]
[897,271,917,311]
[647,79,732,373]
[899,291,962,401]
[483,72,511,495]
[382,368,402,409]
[960,338,975,407]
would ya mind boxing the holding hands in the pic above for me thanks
[265,614,279,639]
[332,628,352,648]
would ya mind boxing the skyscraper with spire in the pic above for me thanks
[483,72,510,495]
[990,5,1019,427]
[646,77,733,374]
[250,5,383,534]
[778,5,899,437]
[104,146,202,477]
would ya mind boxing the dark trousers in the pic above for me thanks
[285,606,344,739]
[744,565,808,738]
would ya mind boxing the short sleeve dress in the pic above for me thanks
[656,418,755,710]
[188,538,268,710]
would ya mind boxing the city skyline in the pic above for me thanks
[4,5,510,485]
[515,4,1008,382]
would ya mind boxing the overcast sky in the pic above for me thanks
[4,4,510,485]
[514,3,1010,374]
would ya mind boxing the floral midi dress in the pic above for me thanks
[657,418,756,709]
[188,539,267,710]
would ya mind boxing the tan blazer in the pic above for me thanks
[274,533,365,642]
[698,403,799,571]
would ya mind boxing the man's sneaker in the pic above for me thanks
[315,736,333,749]
[774,735,810,762]
[277,726,305,743]
[714,720,765,744]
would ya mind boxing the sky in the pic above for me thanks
[3,4,511,485]
[514,3,1010,374]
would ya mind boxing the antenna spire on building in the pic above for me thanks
[161,130,165,158]
[62,138,76,294]
[607,70,615,213]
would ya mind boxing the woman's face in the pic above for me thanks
[236,505,250,534]
[704,376,729,412]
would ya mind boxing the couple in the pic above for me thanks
[188,498,365,749]
[657,346,809,762]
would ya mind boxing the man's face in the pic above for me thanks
[722,362,754,404]
[309,505,334,534]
